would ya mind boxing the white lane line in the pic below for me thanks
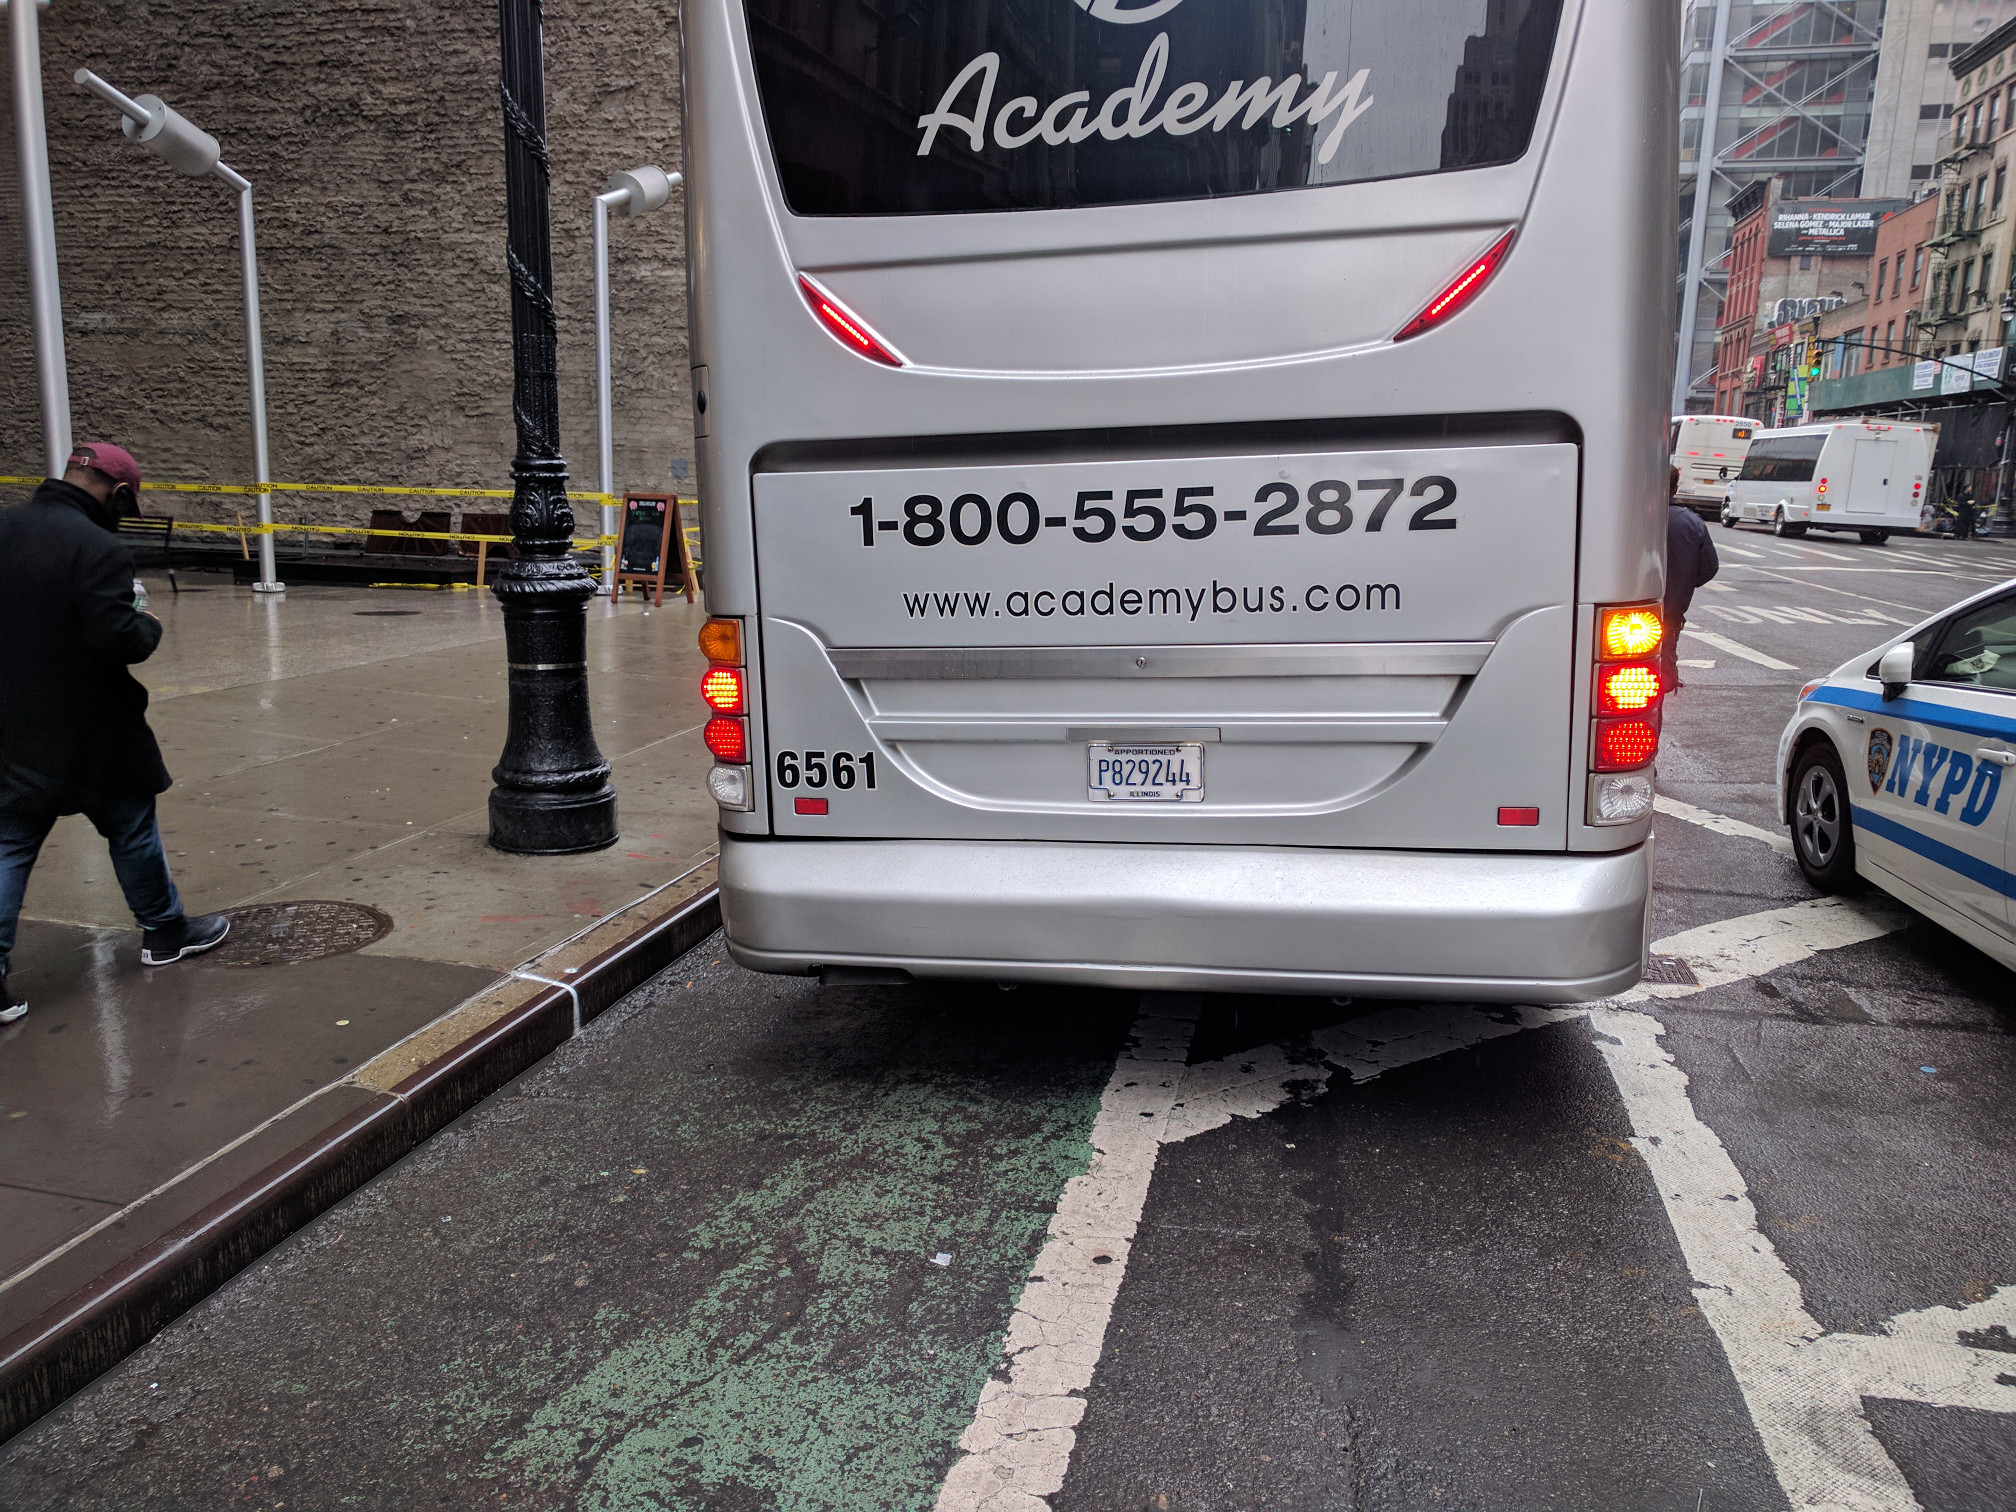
[1721,543,1770,559]
[1655,795,1796,856]
[937,999,1334,1511]
[1627,895,1907,1001]
[940,897,1989,1512]
[1589,1009,2016,1510]
[1681,627,1800,670]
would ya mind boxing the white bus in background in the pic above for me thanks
[1670,414,1759,514]
[683,0,1674,1002]
[1724,421,1936,544]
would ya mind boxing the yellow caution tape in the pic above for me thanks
[0,476,701,510]
[166,519,618,549]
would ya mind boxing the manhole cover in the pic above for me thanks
[354,610,423,616]
[1642,953,1699,986]
[211,901,393,967]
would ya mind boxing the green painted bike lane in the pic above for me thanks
[0,950,1138,1511]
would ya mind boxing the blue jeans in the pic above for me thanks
[0,793,183,972]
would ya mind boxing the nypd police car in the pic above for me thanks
[1778,580,2016,972]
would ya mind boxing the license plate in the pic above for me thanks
[1087,743,1204,803]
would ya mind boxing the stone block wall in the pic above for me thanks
[0,0,691,534]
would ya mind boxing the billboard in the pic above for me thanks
[1766,200,1909,258]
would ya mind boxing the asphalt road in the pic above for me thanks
[2,529,2013,1512]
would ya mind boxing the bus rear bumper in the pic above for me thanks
[719,836,1651,1004]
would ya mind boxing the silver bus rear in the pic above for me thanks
[685,0,1673,1001]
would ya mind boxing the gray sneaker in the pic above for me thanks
[0,968,23,1024]
[141,912,231,967]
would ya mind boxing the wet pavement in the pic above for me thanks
[0,576,715,1334]
[1,535,2013,1509]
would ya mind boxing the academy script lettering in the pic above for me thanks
[916,33,1375,166]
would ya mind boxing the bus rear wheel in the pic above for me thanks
[1789,742,1859,893]
[1773,509,1806,538]
[1859,529,1888,545]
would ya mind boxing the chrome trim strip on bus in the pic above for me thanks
[862,718,1449,745]
[827,642,1492,681]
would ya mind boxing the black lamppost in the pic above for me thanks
[489,0,618,854]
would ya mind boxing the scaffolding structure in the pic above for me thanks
[1675,0,1883,412]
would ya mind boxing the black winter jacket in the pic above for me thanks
[0,479,169,811]
[1664,503,1721,624]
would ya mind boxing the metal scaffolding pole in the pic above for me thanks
[1674,0,1733,415]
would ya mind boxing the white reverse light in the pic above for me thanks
[708,764,752,811]
[1590,771,1654,825]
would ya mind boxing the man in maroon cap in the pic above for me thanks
[0,444,228,1022]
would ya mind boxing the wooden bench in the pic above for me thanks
[116,514,179,594]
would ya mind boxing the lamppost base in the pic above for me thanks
[488,783,619,855]
[252,581,285,594]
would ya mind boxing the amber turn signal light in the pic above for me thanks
[699,617,742,665]
[1598,604,1663,661]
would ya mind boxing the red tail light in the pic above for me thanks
[1393,230,1515,342]
[701,666,745,714]
[704,716,748,764]
[798,273,906,367]
[1594,716,1660,771]
[1596,662,1664,715]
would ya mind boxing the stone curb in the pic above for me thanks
[0,883,722,1444]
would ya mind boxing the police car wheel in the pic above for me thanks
[1790,742,1859,892]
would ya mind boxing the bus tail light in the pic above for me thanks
[702,666,745,714]
[700,617,754,806]
[707,763,752,811]
[798,273,907,367]
[1598,604,1663,661]
[1594,715,1660,772]
[1393,230,1515,342]
[704,716,748,765]
[1596,661,1664,715]
[1590,771,1655,823]
[1590,601,1662,821]
[699,617,743,665]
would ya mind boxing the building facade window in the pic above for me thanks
[1998,165,2010,215]
[1887,318,1897,361]
[1962,261,1976,306]
[1799,254,1813,270]
[1912,246,1924,289]
[1983,252,1995,295]
[1876,259,1888,302]
[1991,94,2002,139]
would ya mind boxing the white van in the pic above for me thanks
[1670,414,1759,513]
[1723,421,1935,543]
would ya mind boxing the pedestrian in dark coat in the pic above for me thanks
[1664,467,1720,691]
[0,443,228,1023]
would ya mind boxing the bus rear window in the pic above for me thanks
[744,0,1568,216]
[1738,436,1826,483]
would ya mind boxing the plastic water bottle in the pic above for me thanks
[133,579,149,610]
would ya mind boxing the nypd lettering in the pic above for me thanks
[1874,729,2003,826]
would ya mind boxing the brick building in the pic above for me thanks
[0,1,692,534]
[1711,180,1893,420]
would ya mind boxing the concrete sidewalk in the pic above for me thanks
[0,574,718,1384]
